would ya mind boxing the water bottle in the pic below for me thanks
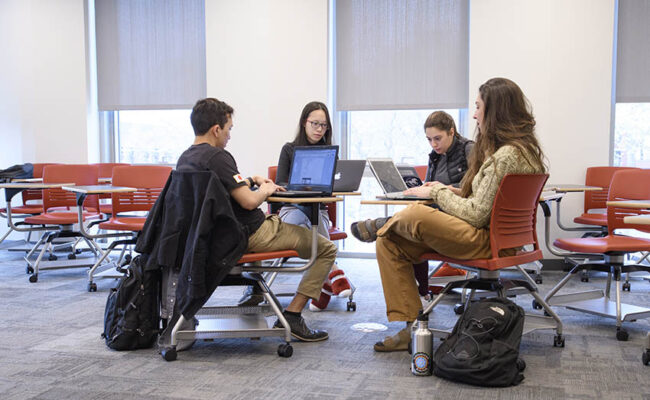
[411,311,433,376]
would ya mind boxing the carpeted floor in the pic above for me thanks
[0,242,648,399]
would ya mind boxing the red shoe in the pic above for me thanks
[309,283,333,312]
[329,269,352,298]
[429,263,467,294]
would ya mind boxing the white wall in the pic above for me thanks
[469,0,616,258]
[204,0,329,177]
[0,0,91,240]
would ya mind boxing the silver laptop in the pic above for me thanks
[367,158,432,200]
[333,160,365,192]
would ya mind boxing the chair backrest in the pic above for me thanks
[42,164,99,212]
[22,163,58,205]
[414,165,427,181]
[110,165,172,214]
[489,174,549,257]
[584,166,638,213]
[93,163,130,179]
[606,169,650,234]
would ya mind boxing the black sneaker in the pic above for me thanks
[238,285,264,307]
[274,312,329,342]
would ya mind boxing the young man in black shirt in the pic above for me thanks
[175,98,335,342]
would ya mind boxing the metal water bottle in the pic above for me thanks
[411,311,433,376]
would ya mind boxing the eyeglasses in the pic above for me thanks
[307,120,329,131]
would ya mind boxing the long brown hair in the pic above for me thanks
[460,78,546,197]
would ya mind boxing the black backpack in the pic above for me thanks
[433,297,526,387]
[0,163,33,183]
[102,254,161,350]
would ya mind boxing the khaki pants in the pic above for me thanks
[247,215,336,300]
[375,204,491,322]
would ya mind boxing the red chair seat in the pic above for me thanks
[554,235,650,254]
[24,211,101,225]
[421,249,544,271]
[1,205,43,214]
[99,204,113,214]
[329,227,347,241]
[238,250,299,264]
[573,213,607,227]
[99,217,147,232]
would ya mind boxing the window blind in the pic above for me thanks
[616,0,650,103]
[336,0,469,111]
[95,0,206,110]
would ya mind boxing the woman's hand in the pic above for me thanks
[403,185,435,198]
[422,181,443,187]
[447,185,461,196]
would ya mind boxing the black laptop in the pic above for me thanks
[333,160,365,192]
[272,145,339,197]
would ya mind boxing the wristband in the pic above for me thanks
[247,177,255,187]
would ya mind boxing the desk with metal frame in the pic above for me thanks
[62,185,138,290]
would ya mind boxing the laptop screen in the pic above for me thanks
[368,159,408,193]
[288,146,338,191]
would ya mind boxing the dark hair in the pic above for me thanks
[460,77,546,197]
[190,98,234,136]
[292,101,333,146]
[423,110,460,137]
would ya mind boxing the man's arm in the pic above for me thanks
[230,180,283,210]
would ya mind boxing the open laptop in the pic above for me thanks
[272,145,339,197]
[367,158,432,200]
[333,160,365,192]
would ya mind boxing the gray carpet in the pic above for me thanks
[0,242,649,399]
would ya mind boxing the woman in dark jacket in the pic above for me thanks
[414,111,474,298]
[275,101,353,311]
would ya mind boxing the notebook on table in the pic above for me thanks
[333,160,365,192]
[367,158,432,200]
[272,145,339,198]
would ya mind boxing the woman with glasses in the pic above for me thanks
[275,101,353,312]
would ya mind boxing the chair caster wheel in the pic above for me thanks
[622,282,631,291]
[277,343,293,358]
[29,274,38,283]
[532,300,543,310]
[347,301,356,312]
[75,248,83,254]
[161,347,177,361]
[124,254,132,263]
[580,273,589,282]
[26,265,34,274]
[407,341,412,355]
[544,310,551,317]
[616,329,629,341]
[67,253,76,260]
[535,275,543,284]
[454,304,465,315]
[553,335,565,347]
[643,350,649,366]
[48,254,58,261]
[88,282,97,292]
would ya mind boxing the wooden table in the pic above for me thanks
[544,184,602,192]
[623,215,650,225]
[360,199,433,205]
[332,191,361,196]
[62,185,136,195]
[606,200,650,209]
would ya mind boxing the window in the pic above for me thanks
[340,109,464,253]
[114,109,193,164]
[613,104,650,168]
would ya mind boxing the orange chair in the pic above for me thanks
[85,165,171,291]
[419,174,564,347]
[93,163,130,214]
[22,164,103,282]
[545,169,650,341]
[414,165,427,181]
